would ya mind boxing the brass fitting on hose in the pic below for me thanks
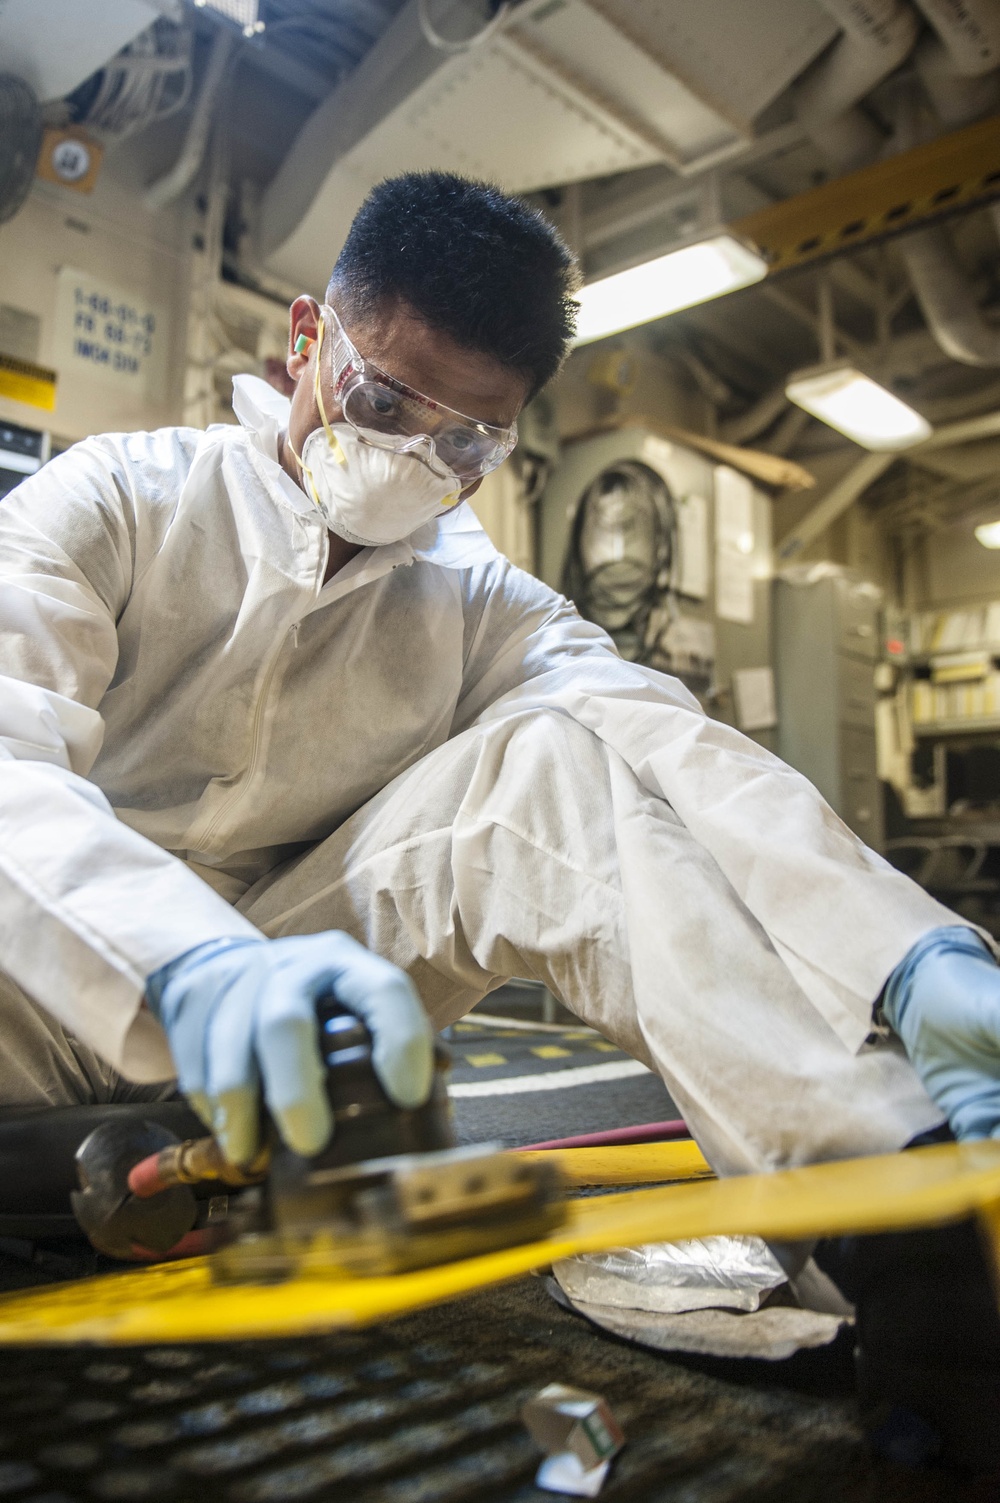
[128,1136,268,1199]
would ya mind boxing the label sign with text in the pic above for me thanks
[55,268,167,398]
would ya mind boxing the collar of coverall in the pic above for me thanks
[230,373,498,571]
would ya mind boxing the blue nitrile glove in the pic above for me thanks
[145,932,434,1165]
[882,925,1000,1141]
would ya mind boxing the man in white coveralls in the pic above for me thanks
[0,174,997,1456]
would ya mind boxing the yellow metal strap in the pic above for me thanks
[0,1141,997,1346]
[733,113,1000,275]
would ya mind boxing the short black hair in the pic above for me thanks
[327,172,579,400]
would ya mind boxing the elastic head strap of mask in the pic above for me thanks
[285,312,347,510]
[312,311,346,465]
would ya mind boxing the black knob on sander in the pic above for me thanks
[260,992,455,1241]
[309,991,455,1170]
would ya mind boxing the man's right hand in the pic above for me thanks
[145,932,434,1166]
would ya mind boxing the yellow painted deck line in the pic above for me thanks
[516,1140,713,1184]
[0,1142,997,1345]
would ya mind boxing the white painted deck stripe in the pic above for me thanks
[448,1058,652,1098]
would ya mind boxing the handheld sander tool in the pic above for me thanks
[72,995,566,1277]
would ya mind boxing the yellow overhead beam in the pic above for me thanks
[733,114,1000,276]
[0,1141,996,1345]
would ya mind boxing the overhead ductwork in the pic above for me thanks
[720,386,791,446]
[911,0,1000,75]
[143,24,238,211]
[914,32,1000,125]
[0,0,174,104]
[898,224,1000,367]
[257,0,839,290]
[887,77,1000,370]
[792,0,919,169]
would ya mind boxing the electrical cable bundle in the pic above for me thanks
[74,18,193,140]
[563,461,677,665]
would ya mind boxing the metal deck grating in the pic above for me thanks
[0,1271,961,1503]
[0,1333,551,1501]
[0,1014,982,1503]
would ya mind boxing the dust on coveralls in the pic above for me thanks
[0,376,958,1177]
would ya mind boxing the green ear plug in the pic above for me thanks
[294,333,313,355]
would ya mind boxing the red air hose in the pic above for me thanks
[521,1118,690,1151]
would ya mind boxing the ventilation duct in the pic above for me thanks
[257,0,838,291]
[898,224,1000,367]
[143,24,238,210]
[888,77,1000,370]
[0,0,172,104]
[792,0,919,170]
[911,0,1000,75]
[914,32,1000,126]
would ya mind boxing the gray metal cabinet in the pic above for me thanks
[774,567,883,851]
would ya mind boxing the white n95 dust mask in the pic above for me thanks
[297,422,461,548]
[288,310,464,548]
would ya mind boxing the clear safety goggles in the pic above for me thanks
[315,303,517,482]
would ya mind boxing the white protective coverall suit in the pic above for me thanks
[0,375,960,1177]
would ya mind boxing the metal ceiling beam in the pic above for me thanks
[579,122,805,254]
[777,409,1000,560]
[257,0,469,262]
[656,313,792,386]
[732,113,1000,276]
[917,408,1000,450]
[758,282,865,358]
[827,258,882,312]
[776,453,894,561]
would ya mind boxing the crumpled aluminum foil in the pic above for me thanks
[551,1237,851,1361]
[553,1236,788,1314]
[558,1298,848,1362]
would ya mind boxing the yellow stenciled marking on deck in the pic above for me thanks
[464,1053,508,1068]
[530,1045,572,1060]
[0,1143,998,1346]
[588,1041,620,1053]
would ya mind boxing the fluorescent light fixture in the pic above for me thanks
[574,234,768,345]
[785,362,931,451]
[975,520,1000,549]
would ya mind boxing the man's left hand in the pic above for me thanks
[883,926,1000,1140]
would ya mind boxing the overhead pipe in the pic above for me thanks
[919,374,1000,423]
[907,3,1000,383]
[911,0,1000,130]
[913,32,1000,126]
[144,25,237,212]
[793,0,920,169]
[896,225,1000,366]
[888,82,1000,368]
[767,405,812,457]
[910,0,1000,75]
[720,386,790,446]
[777,452,895,561]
